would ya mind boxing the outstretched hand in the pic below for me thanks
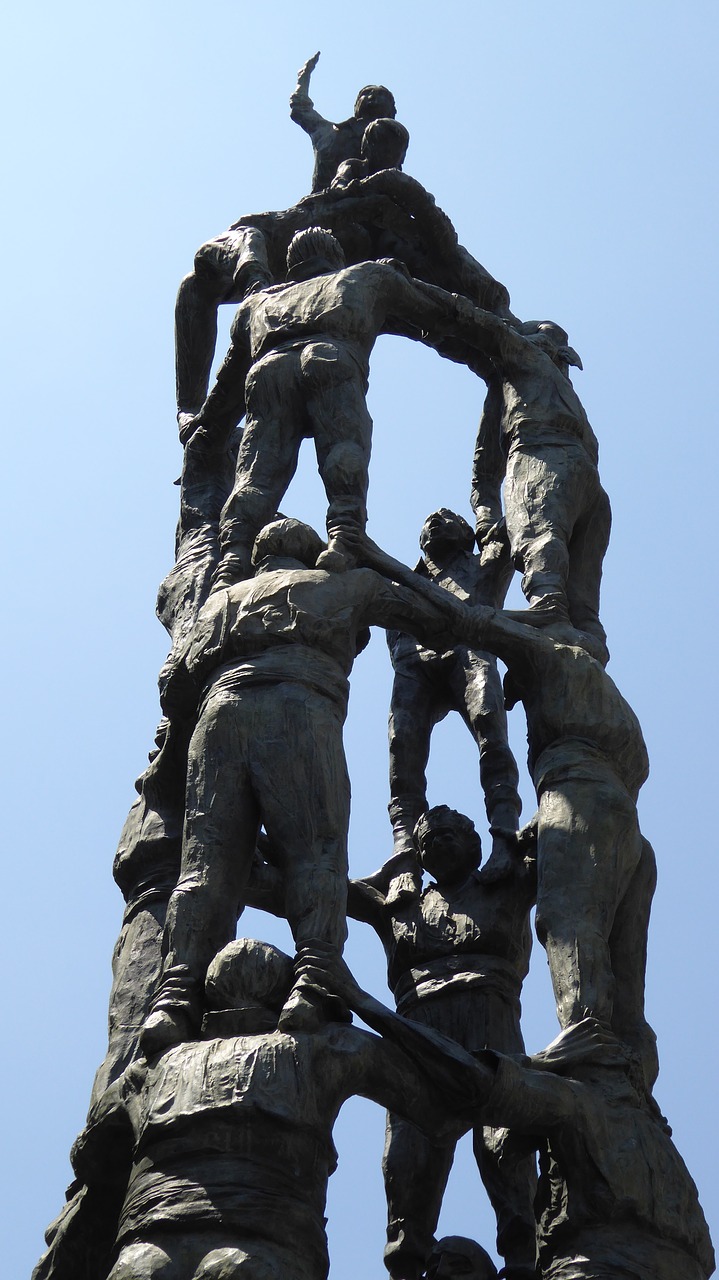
[297,51,320,85]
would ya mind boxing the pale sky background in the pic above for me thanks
[4,3,718,1276]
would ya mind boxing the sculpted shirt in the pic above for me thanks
[73,1026,465,1278]
[472,615,649,799]
[483,1056,715,1279]
[162,567,456,723]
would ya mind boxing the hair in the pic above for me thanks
[414,805,481,857]
[286,227,345,275]
[205,938,295,1012]
[430,1237,498,1279]
[361,117,409,162]
[252,517,324,569]
[353,84,397,118]
[419,508,475,554]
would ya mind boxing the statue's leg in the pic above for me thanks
[383,1110,456,1280]
[218,351,306,575]
[452,650,522,838]
[251,686,351,1028]
[609,835,659,1091]
[474,1126,538,1276]
[566,479,612,653]
[145,692,261,1048]
[503,444,591,617]
[535,774,642,1029]
[303,347,372,568]
[388,659,444,858]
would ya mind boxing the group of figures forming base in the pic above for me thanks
[36,55,713,1280]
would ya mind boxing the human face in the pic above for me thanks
[420,510,470,557]
[418,823,479,886]
[355,85,396,120]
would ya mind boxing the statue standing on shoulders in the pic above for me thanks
[385,509,521,893]
[350,806,537,1280]
[141,519,483,1052]
[361,537,658,1090]
[188,227,500,583]
[468,314,612,663]
[290,51,398,192]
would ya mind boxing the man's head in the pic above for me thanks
[286,226,346,283]
[205,938,295,1014]
[520,320,583,374]
[426,1236,498,1280]
[353,84,396,121]
[414,806,482,886]
[361,117,409,172]
[419,508,475,559]
[252,518,324,572]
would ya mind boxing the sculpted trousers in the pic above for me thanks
[163,682,350,988]
[383,987,536,1278]
[388,645,521,854]
[504,441,611,644]
[219,343,372,555]
[535,770,654,1062]
[109,1230,310,1280]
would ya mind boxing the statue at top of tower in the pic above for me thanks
[290,51,398,192]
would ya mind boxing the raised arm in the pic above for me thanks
[289,52,325,134]
[471,374,506,537]
[190,309,252,443]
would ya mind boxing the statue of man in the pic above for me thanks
[324,969,715,1280]
[62,939,471,1280]
[141,519,479,1053]
[362,536,657,1088]
[466,313,612,662]
[385,509,521,888]
[349,806,537,1280]
[290,51,398,192]
[187,227,497,582]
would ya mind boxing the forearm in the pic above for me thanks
[351,983,492,1113]
[362,539,480,644]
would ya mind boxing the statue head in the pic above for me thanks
[419,508,475,559]
[426,1236,498,1279]
[413,806,482,886]
[353,84,397,121]
[361,117,410,171]
[286,226,346,282]
[252,518,324,571]
[205,938,295,1014]
[520,320,583,373]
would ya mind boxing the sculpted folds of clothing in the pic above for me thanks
[384,875,533,998]
[483,1058,715,1278]
[504,638,648,798]
[173,568,454,711]
[499,366,600,465]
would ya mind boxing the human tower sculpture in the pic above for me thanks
[36,55,714,1280]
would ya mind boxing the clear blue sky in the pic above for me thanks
[4,3,718,1275]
